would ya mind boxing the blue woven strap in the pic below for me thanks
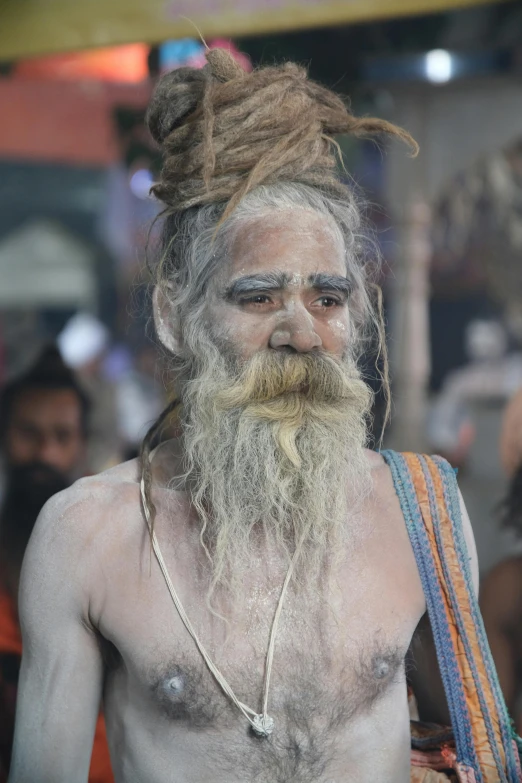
[382,449,521,782]
[382,449,480,776]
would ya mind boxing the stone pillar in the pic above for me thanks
[389,201,432,452]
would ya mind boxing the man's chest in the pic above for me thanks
[139,635,409,733]
[104,629,413,783]
[101,541,423,736]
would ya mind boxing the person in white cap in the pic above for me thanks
[58,313,120,472]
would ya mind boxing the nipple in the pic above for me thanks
[373,658,391,680]
[167,675,184,694]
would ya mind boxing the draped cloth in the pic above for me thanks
[382,451,522,782]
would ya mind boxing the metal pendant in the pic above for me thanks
[251,713,275,737]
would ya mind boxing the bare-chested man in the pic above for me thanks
[8,50,505,783]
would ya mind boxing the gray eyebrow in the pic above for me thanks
[225,272,289,299]
[308,273,352,295]
[224,271,352,300]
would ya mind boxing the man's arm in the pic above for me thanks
[9,489,105,783]
[408,490,480,725]
[479,557,522,718]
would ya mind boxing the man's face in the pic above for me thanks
[205,211,352,362]
[5,388,85,478]
[178,210,372,595]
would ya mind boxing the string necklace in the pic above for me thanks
[140,474,300,737]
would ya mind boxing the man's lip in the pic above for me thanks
[254,385,311,400]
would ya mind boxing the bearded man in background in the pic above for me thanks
[9,50,520,783]
[0,348,113,783]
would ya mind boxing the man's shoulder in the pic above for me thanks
[73,458,141,505]
[20,459,146,619]
[53,456,138,511]
[363,449,406,530]
[28,459,143,565]
[365,448,396,498]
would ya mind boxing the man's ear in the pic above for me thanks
[153,286,182,355]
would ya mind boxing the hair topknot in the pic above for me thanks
[147,67,207,146]
[146,48,418,222]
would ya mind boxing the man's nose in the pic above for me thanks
[37,437,62,468]
[269,306,322,353]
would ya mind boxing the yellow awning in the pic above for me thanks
[0,0,513,61]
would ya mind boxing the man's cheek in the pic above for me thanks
[324,315,351,352]
[215,316,270,356]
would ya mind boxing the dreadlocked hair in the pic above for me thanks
[140,47,418,534]
[147,48,418,219]
[139,396,180,532]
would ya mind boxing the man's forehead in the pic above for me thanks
[227,210,344,279]
[13,388,81,417]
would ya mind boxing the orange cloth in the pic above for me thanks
[89,714,114,783]
[0,584,113,782]
[0,591,21,658]
[402,452,521,781]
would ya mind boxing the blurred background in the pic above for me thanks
[0,0,522,578]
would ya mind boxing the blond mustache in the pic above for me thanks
[213,352,370,469]
[214,352,363,409]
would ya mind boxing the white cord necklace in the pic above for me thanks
[140,474,299,737]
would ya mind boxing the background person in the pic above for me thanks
[0,463,113,783]
[0,345,90,485]
[0,463,70,777]
[57,313,122,473]
[0,347,113,782]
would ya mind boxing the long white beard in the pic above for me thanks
[177,343,373,597]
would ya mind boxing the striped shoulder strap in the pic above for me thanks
[381,450,522,783]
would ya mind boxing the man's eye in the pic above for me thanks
[241,295,271,306]
[317,296,341,308]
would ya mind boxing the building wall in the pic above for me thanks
[385,75,522,209]
[384,75,522,574]
[0,77,150,166]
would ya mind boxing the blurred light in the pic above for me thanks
[159,37,252,75]
[159,38,206,72]
[129,169,154,200]
[58,313,109,369]
[15,44,149,83]
[425,50,453,83]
